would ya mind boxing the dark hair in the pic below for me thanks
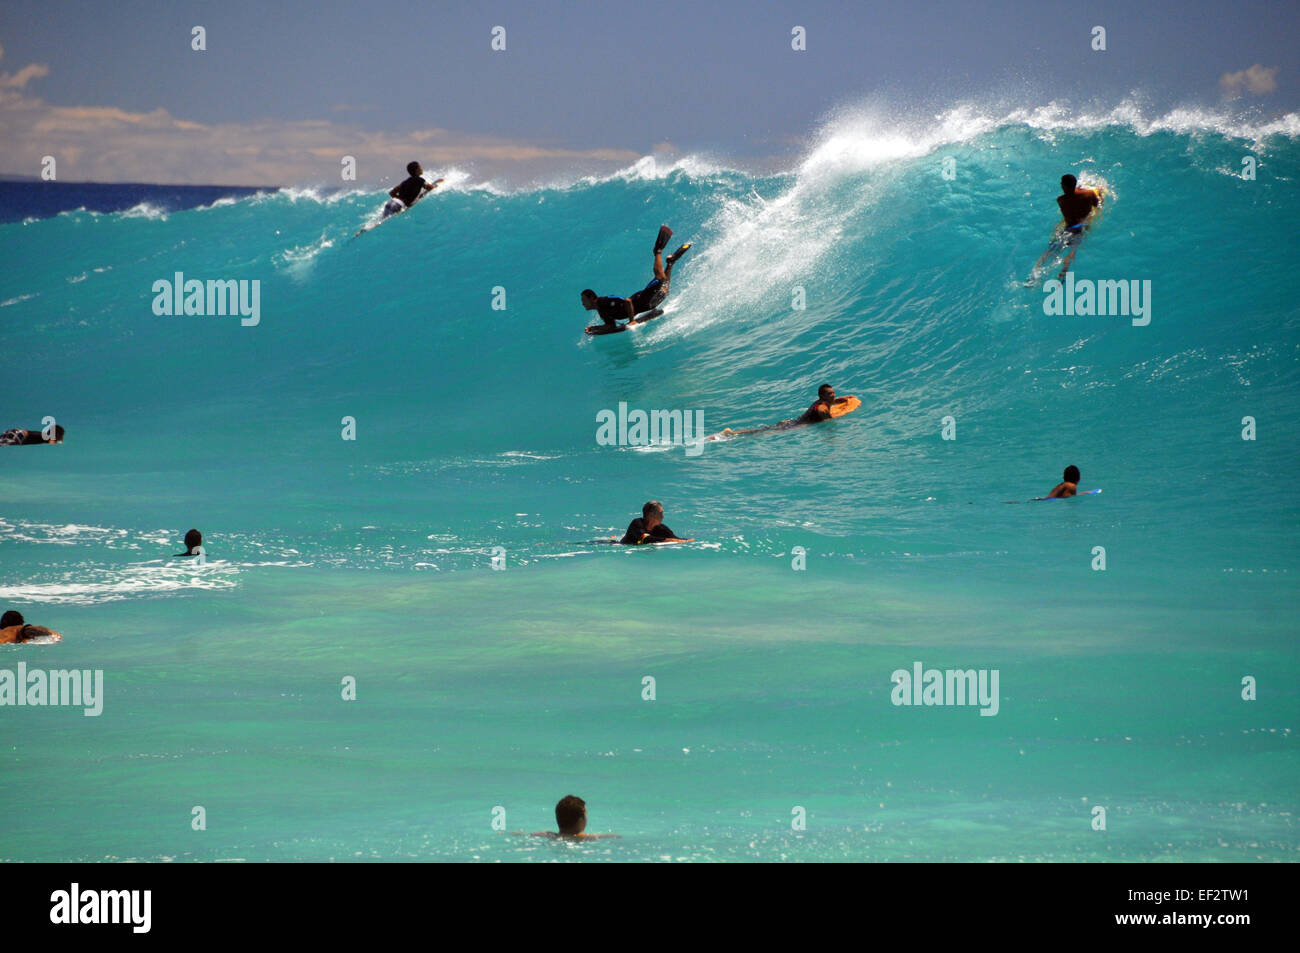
[1061,174,1077,192]
[555,795,586,833]
[642,500,664,519]
[406,161,422,176]
[49,425,65,442]
[1,610,24,627]
[580,289,596,299]
[818,384,834,398]
[1063,465,1080,483]
[184,528,203,553]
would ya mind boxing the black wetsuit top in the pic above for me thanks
[619,518,679,545]
[594,296,634,326]
[796,401,833,425]
[392,175,428,208]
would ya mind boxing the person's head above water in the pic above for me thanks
[407,161,423,177]
[1063,465,1080,484]
[642,500,664,529]
[818,384,835,402]
[580,289,598,310]
[1061,174,1078,194]
[184,528,202,553]
[555,795,587,836]
[1,610,23,627]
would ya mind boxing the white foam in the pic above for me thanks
[120,201,168,221]
[0,560,239,605]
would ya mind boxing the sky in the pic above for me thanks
[0,0,1295,185]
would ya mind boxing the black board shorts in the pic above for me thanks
[629,278,667,315]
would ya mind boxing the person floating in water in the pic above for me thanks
[528,795,619,839]
[173,528,203,557]
[1,610,61,644]
[382,161,444,219]
[619,500,691,545]
[1030,174,1104,281]
[1041,465,1080,499]
[581,225,691,330]
[718,384,854,437]
[0,424,64,445]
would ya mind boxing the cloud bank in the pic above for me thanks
[0,45,637,185]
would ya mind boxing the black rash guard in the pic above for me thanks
[619,518,679,545]
[392,175,429,208]
[595,296,634,326]
[796,401,833,425]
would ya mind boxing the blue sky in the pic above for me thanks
[0,0,1294,184]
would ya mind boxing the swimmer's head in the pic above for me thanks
[555,795,587,836]
[1,610,23,627]
[580,289,597,310]
[642,500,664,529]
[1063,465,1080,484]
[818,384,835,402]
[184,528,203,554]
[47,425,65,443]
[407,161,422,177]
[1061,174,1078,193]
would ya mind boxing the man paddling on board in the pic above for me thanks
[1030,174,1103,281]
[382,161,444,219]
[1057,174,1102,230]
[581,225,691,330]
[718,385,854,437]
[1039,465,1080,500]
[0,610,61,644]
[618,500,691,545]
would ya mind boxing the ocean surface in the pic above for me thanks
[2,103,1297,862]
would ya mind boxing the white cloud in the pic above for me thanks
[1219,64,1279,98]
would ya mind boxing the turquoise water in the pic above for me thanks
[2,105,1298,861]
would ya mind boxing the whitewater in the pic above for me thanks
[1,102,1297,861]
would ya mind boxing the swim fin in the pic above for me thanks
[667,242,692,263]
[654,225,672,254]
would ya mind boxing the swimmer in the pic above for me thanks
[173,528,203,557]
[1,610,61,644]
[1041,465,1080,499]
[618,501,691,545]
[528,795,619,839]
